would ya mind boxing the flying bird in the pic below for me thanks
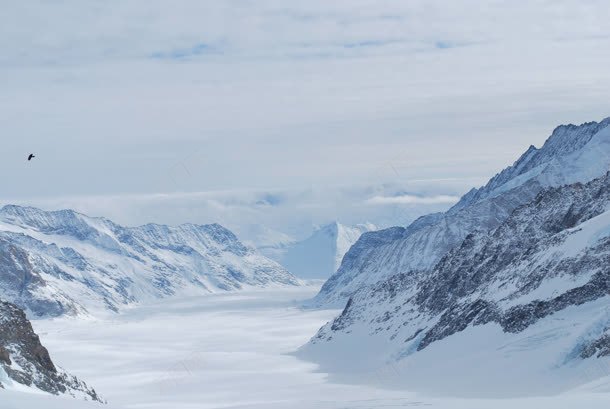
[27,154,35,161]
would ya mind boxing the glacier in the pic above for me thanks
[4,286,610,408]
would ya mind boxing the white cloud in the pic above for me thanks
[1,1,609,226]
[1,180,470,243]
[366,195,460,206]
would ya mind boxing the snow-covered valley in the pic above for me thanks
[3,118,610,406]
[1,285,609,409]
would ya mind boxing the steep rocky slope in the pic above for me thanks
[301,118,610,395]
[312,172,610,347]
[312,117,610,307]
[0,300,102,401]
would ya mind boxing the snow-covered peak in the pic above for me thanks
[0,205,125,254]
[302,149,610,396]
[313,117,610,306]
[0,205,301,318]
[452,117,610,211]
[543,117,610,155]
[0,205,115,231]
[0,205,255,257]
[266,222,376,279]
[129,222,250,255]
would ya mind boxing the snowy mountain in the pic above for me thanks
[265,222,376,279]
[300,117,610,395]
[312,117,610,307]
[246,224,298,262]
[0,299,102,400]
[0,205,301,318]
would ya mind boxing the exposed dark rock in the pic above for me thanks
[0,345,11,365]
[418,300,499,351]
[581,334,610,358]
[0,237,76,317]
[331,298,354,331]
[314,170,610,363]
[314,118,610,309]
[501,271,610,333]
[0,299,103,402]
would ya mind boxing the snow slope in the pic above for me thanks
[0,205,301,317]
[3,286,610,408]
[313,117,610,306]
[302,167,610,396]
[245,224,297,261]
[268,222,376,279]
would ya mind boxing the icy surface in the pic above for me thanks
[268,222,376,279]
[0,286,608,408]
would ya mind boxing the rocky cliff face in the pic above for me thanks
[0,206,301,318]
[415,172,610,349]
[308,172,610,359]
[0,299,102,401]
[312,117,610,307]
[302,118,610,394]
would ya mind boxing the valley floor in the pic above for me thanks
[2,284,610,408]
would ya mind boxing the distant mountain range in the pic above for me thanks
[0,205,301,318]
[301,117,610,395]
[259,222,376,279]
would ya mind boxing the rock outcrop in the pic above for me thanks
[0,299,102,401]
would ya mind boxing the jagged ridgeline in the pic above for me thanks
[0,300,103,401]
[313,118,610,307]
[302,117,610,394]
[0,207,301,318]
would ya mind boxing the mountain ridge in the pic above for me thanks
[0,205,301,318]
[312,117,610,307]
[300,117,610,395]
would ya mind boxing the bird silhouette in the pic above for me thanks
[27,154,35,161]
